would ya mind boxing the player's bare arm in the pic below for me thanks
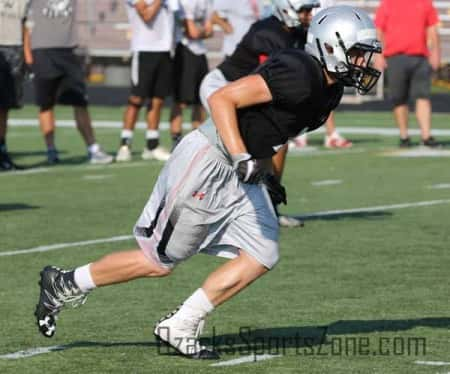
[184,19,213,40]
[23,25,33,66]
[211,11,233,34]
[208,74,273,156]
[427,25,441,71]
[135,0,162,23]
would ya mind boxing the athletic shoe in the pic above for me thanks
[0,150,22,171]
[278,215,305,228]
[324,132,352,148]
[288,134,308,149]
[154,307,219,359]
[399,137,412,148]
[142,146,171,161]
[421,136,441,148]
[47,149,60,164]
[89,149,113,164]
[35,266,88,338]
[115,145,132,162]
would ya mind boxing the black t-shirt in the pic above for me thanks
[237,49,344,159]
[218,16,305,82]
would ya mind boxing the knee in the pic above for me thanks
[128,96,144,109]
[143,264,172,278]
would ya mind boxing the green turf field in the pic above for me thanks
[1,108,449,373]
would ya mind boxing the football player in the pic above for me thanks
[200,0,320,227]
[169,0,213,150]
[34,6,381,360]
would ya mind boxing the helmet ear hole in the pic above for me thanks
[324,43,334,54]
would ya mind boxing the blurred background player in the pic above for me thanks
[200,0,320,227]
[169,0,213,150]
[0,0,29,171]
[211,0,261,58]
[290,0,353,150]
[24,0,113,165]
[115,0,178,162]
[374,0,441,148]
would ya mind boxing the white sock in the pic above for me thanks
[88,143,100,154]
[121,129,134,140]
[177,288,214,320]
[74,264,97,292]
[146,129,159,139]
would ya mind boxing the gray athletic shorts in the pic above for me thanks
[386,55,432,107]
[134,125,279,270]
[199,68,229,113]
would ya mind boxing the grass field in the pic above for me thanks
[1,107,449,373]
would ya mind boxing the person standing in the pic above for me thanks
[0,0,29,171]
[169,0,213,150]
[375,0,441,147]
[211,0,261,58]
[290,0,353,149]
[115,0,178,162]
[24,0,113,164]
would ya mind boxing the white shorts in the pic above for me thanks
[134,128,279,270]
[199,68,229,113]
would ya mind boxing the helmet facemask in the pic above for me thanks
[316,32,382,94]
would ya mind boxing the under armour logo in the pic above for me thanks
[192,191,206,201]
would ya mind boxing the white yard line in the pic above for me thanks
[0,235,134,257]
[82,174,114,181]
[210,354,282,367]
[2,199,450,257]
[297,199,450,219]
[0,168,50,177]
[415,361,450,366]
[0,345,67,359]
[429,184,450,189]
[311,179,343,186]
[10,120,450,137]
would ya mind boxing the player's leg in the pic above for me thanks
[411,56,439,147]
[35,249,171,338]
[386,55,411,147]
[116,52,146,161]
[169,102,186,150]
[141,52,172,161]
[191,104,206,130]
[323,112,352,148]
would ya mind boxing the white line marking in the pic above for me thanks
[297,199,450,219]
[429,184,450,189]
[383,148,450,158]
[0,168,50,177]
[210,354,282,367]
[2,199,450,257]
[415,361,450,366]
[82,174,114,181]
[0,345,67,359]
[0,235,134,257]
[311,179,343,186]
[9,121,450,136]
[288,148,366,158]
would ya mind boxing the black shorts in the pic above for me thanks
[0,46,24,109]
[173,43,208,105]
[386,54,432,107]
[130,51,172,99]
[31,48,88,109]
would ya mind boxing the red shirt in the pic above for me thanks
[375,0,439,57]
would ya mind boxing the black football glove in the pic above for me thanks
[263,173,287,206]
[232,153,264,184]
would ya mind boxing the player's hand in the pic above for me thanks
[232,153,263,184]
[428,50,440,72]
[263,174,287,206]
[373,53,386,71]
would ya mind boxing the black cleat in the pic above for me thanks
[35,266,88,338]
[399,137,412,148]
[0,150,23,171]
[46,149,60,164]
[421,136,441,148]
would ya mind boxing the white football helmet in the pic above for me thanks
[273,0,320,28]
[305,5,382,94]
